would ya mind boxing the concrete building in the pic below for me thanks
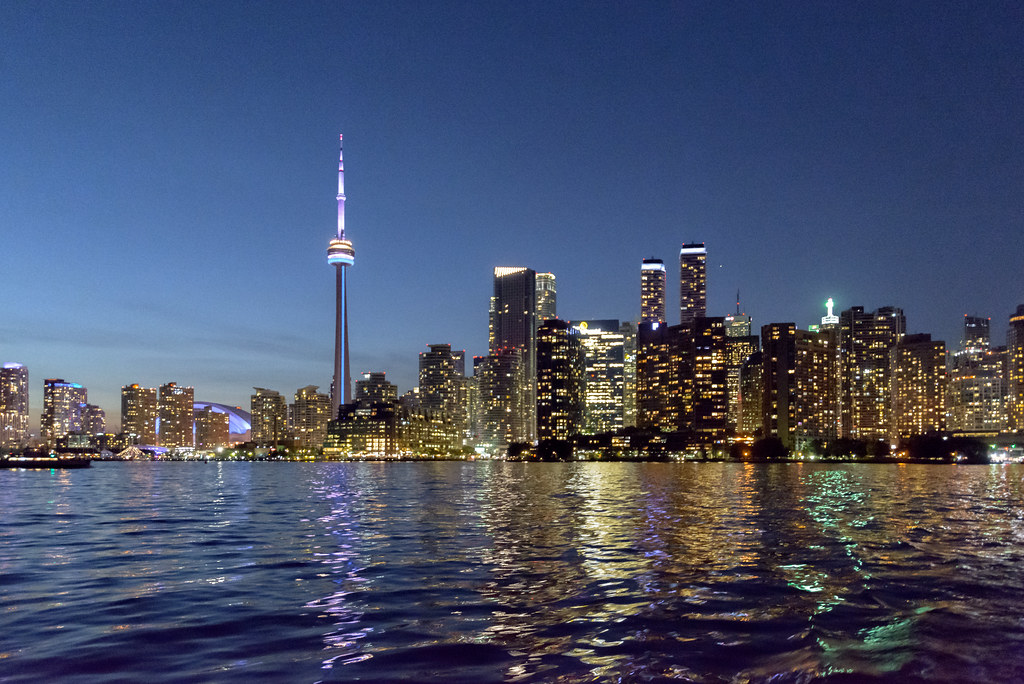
[159,382,194,448]
[41,378,87,446]
[890,334,946,440]
[121,384,158,445]
[251,387,288,445]
[536,319,585,440]
[0,363,29,449]
[640,258,666,324]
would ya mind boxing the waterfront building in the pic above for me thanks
[947,316,1006,434]
[889,334,946,440]
[291,385,331,448]
[489,267,538,440]
[620,321,638,427]
[636,322,691,433]
[1007,305,1024,431]
[41,378,87,446]
[251,387,288,445]
[640,258,666,324]
[327,135,356,417]
[356,372,398,403]
[82,404,105,435]
[738,351,763,436]
[419,344,468,441]
[725,334,759,431]
[194,405,230,448]
[679,243,706,326]
[839,306,905,440]
[693,316,729,439]
[536,272,557,321]
[0,363,29,449]
[121,384,157,445]
[473,349,527,451]
[158,382,194,448]
[536,319,585,440]
[575,320,625,434]
[761,324,839,449]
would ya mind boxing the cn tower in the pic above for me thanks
[327,134,355,416]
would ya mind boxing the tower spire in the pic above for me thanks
[337,134,346,240]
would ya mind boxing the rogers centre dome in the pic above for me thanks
[193,402,252,441]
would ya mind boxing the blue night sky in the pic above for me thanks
[2,1,1023,428]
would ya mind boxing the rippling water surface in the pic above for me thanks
[2,462,1024,682]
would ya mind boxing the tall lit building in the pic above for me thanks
[574,320,625,434]
[355,372,398,403]
[640,258,666,324]
[0,363,29,449]
[1008,305,1024,431]
[291,385,331,448]
[41,378,87,446]
[473,349,527,451]
[839,306,905,440]
[636,322,691,432]
[419,344,467,441]
[327,134,355,418]
[536,273,557,321]
[195,406,230,448]
[693,316,729,438]
[889,334,946,439]
[679,243,706,326]
[159,382,194,448]
[489,266,538,440]
[121,384,158,445]
[82,404,105,435]
[947,316,1005,434]
[251,387,289,445]
[536,319,585,440]
[619,321,638,427]
[738,351,763,436]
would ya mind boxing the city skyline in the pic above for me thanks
[2,2,1023,423]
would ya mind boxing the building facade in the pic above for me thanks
[536,319,585,440]
[839,306,905,441]
[489,266,538,440]
[41,378,87,446]
[0,363,29,449]
[679,243,706,326]
[291,385,331,448]
[576,320,625,434]
[158,382,194,448]
[536,272,557,322]
[251,387,289,445]
[121,384,158,445]
[889,334,946,439]
[640,258,666,324]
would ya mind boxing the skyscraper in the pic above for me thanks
[0,363,29,449]
[536,319,585,441]
[291,385,331,448]
[1008,305,1024,431]
[640,258,666,324]
[121,383,158,445]
[679,243,706,325]
[839,306,905,441]
[536,272,557,321]
[419,344,468,440]
[327,134,355,418]
[889,334,946,440]
[158,382,194,448]
[489,266,538,440]
[41,378,87,446]
[574,320,625,434]
[947,316,1005,434]
[251,387,289,445]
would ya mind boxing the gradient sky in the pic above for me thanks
[2,1,1023,429]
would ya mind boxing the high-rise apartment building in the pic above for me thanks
[889,334,946,439]
[839,306,905,440]
[725,334,759,431]
[692,316,729,438]
[473,350,527,450]
[489,267,538,440]
[575,320,625,434]
[355,372,398,403]
[121,384,158,445]
[0,363,29,449]
[636,322,691,433]
[1008,305,1024,431]
[947,316,1005,434]
[679,243,706,326]
[82,404,105,435]
[41,378,87,446]
[291,385,331,448]
[536,272,557,321]
[536,320,585,440]
[419,344,468,441]
[158,382,194,448]
[251,387,289,445]
[619,321,638,428]
[194,406,230,448]
[640,258,666,324]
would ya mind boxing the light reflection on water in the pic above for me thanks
[1,462,1023,682]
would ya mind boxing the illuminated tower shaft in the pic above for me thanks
[328,135,355,417]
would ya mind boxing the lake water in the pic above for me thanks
[2,461,1024,682]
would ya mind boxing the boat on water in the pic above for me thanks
[0,454,92,469]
